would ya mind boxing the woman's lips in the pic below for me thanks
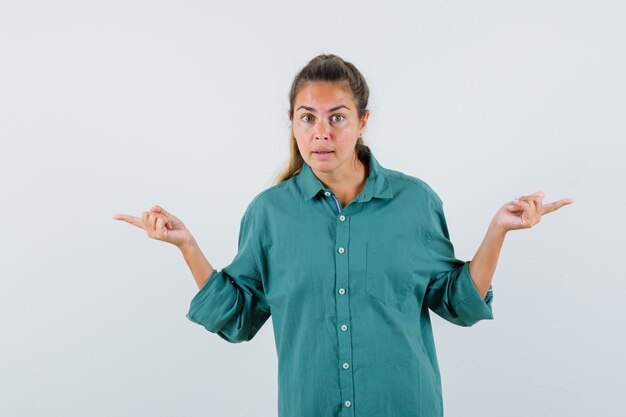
[313,151,334,159]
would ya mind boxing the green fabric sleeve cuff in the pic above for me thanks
[452,261,494,326]
[186,269,243,333]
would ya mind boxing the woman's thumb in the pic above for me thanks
[150,205,174,229]
[150,205,168,215]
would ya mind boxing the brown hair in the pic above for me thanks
[273,54,371,184]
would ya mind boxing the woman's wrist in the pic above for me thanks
[488,218,509,237]
[178,235,199,254]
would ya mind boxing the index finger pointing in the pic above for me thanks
[542,198,575,215]
[112,213,146,230]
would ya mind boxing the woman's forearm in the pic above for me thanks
[179,237,216,290]
[469,220,507,298]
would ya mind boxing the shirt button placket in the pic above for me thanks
[331,192,355,416]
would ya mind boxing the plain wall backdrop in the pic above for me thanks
[1,1,624,416]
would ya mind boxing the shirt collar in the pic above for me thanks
[296,146,394,203]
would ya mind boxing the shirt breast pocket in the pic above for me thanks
[364,241,413,310]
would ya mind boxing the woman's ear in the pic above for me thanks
[359,110,370,134]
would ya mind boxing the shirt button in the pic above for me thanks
[338,247,345,254]
[342,362,350,369]
[338,288,346,295]
[339,214,346,221]
[341,324,348,331]
[345,400,352,407]
[324,191,331,196]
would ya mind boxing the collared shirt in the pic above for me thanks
[186,146,494,417]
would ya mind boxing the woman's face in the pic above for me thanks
[291,81,369,177]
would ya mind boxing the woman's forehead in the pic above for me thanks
[295,81,354,108]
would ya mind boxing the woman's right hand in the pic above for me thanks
[113,205,195,249]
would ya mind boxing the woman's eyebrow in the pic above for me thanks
[296,105,351,113]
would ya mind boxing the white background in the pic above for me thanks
[1,1,624,416]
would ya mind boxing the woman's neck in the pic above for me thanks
[314,155,369,208]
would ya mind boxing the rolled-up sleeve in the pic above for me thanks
[423,196,494,327]
[186,201,271,343]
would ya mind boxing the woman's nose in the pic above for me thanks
[315,121,331,140]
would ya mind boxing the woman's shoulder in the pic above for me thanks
[382,166,443,207]
[241,176,299,217]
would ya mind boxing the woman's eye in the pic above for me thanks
[300,114,344,123]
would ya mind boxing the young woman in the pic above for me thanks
[113,54,574,417]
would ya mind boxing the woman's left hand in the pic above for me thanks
[493,191,575,232]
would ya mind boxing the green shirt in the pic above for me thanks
[186,146,494,417]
